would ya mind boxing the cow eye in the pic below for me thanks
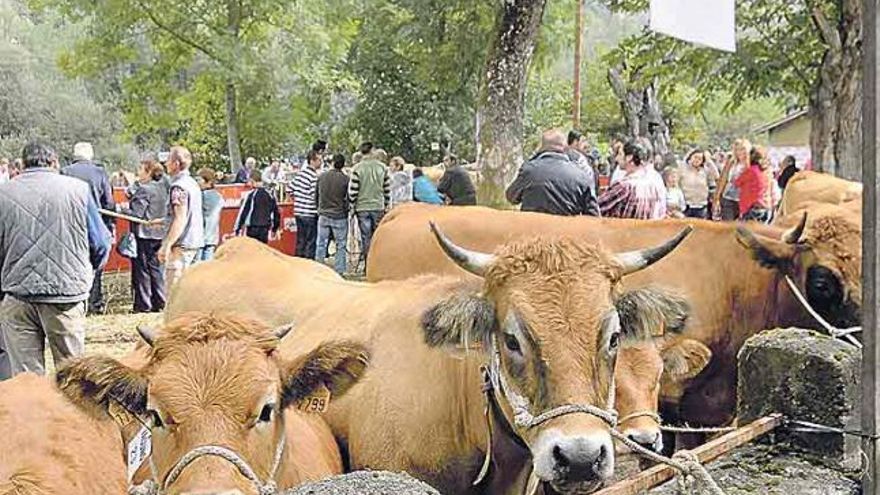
[258,403,275,423]
[148,409,165,429]
[609,332,621,351]
[503,333,521,354]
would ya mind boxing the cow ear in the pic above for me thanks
[281,341,370,409]
[421,291,496,351]
[735,226,798,270]
[616,286,690,340]
[658,336,712,380]
[56,355,148,417]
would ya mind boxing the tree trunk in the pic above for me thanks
[476,0,548,208]
[225,82,243,171]
[608,67,669,156]
[810,2,863,181]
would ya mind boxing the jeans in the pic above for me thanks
[198,245,216,262]
[0,296,86,376]
[356,210,384,263]
[295,216,318,259]
[720,198,739,221]
[684,206,708,219]
[164,248,199,297]
[132,238,166,313]
[741,206,771,223]
[316,216,349,275]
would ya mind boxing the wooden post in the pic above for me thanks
[595,415,782,495]
[573,0,584,127]
[862,0,879,493]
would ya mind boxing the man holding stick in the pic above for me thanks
[158,146,204,295]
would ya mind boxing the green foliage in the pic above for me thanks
[0,0,127,165]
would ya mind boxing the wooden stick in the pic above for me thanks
[98,208,161,226]
[595,414,783,495]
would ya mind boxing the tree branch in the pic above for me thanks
[812,7,842,54]
[134,0,225,64]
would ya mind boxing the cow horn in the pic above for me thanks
[429,222,494,277]
[783,212,808,244]
[274,323,295,340]
[137,325,157,347]
[614,226,693,276]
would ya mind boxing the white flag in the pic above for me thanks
[649,0,736,52]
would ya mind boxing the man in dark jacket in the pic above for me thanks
[0,142,111,378]
[315,154,350,274]
[61,141,115,315]
[506,129,599,216]
[234,173,281,244]
[437,154,477,205]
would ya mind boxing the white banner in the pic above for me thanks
[650,0,736,52]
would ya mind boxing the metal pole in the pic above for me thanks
[573,0,584,127]
[862,0,879,492]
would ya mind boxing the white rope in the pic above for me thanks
[129,435,285,495]
[784,276,862,348]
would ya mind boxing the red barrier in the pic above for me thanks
[106,184,297,272]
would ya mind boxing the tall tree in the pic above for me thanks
[476,0,548,207]
[604,0,864,180]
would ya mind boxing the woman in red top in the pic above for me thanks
[734,146,771,222]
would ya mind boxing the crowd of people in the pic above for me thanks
[0,129,802,378]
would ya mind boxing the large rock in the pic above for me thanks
[287,471,441,495]
[737,328,861,469]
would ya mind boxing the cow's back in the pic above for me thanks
[0,374,126,495]
[166,237,344,325]
[779,171,862,216]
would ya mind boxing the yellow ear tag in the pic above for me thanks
[299,385,331,413]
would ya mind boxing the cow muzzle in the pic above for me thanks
[532,429,614,493]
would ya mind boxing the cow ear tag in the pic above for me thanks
[299,384,332,413]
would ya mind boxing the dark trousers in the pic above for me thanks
[684,206,708,219]
[246,226,270,244]
[88,268,104,315]
[357,210,385,263]
[295,216,318,259]
[131,238,166,313]
[720,198,739,221]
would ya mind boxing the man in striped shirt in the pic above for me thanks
[292,150,321,258]
[349,142,391,266]
[598,141,667,220]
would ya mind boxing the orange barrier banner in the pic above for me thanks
[106,184,297,272]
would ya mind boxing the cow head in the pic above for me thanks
[614,288,712,455]
[57,314,369,495]
[736,209,862,329]
[422,224,692,493]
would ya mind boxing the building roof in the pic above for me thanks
[753,109,809,135]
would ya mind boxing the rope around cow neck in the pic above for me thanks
[129,435,286,495]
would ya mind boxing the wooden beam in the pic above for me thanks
[862,0,879,493]
[98,208,160,226]
[595,415,783,495]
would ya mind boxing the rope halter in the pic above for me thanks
[138,434,286,495]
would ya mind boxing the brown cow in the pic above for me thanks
[365,204,860,430]
[56,313,369,495]
[0,374,128,495]
[169,230,695,494]
[778,171,861,217]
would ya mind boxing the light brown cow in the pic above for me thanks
[0,374,128,495]
[778,171,861,217]
[365,204,860,430]
[56,313,369,495]
[169,230,694,494]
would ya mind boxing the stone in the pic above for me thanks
[737,328,861,470]
[286,471,441,495]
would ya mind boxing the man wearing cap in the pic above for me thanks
[598,141,667,220]
[61,141,115,314]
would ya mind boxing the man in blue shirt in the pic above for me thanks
[0,142,111,378]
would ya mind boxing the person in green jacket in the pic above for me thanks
[348,142,390,268]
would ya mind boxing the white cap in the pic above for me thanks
[73,142,94,161]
